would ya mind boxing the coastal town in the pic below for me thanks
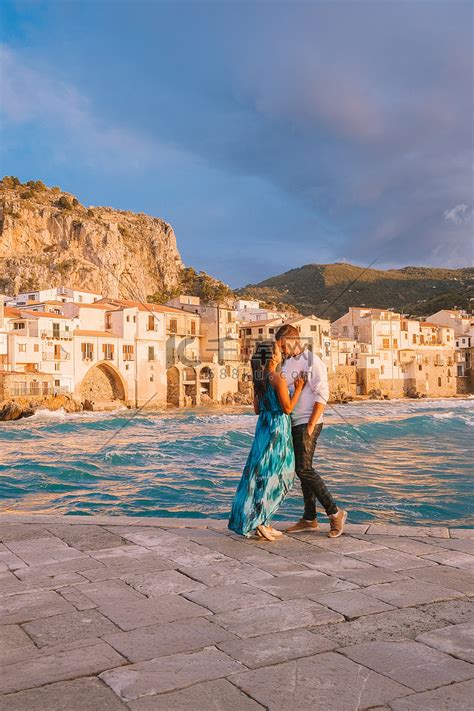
[0,284,472,416]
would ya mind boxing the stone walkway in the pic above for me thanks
[0,514,473,710]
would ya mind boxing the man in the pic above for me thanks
[275,324,347,538]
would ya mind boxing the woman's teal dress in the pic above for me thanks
[228,376,295,536]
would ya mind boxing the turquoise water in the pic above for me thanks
[1,399,473,526]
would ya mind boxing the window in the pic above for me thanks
[105,313,112,329]
[54,344,61,359]
[420,335,425,345]
[310,325,317,332]
[269,328,274,335]
[370,358,374,364]
[148,346,155,361]
[78,295,83,302]
[54,379,60,387]
[382,338,390,349]
[126,315,130,322]
[123,345,134,361]
[393,339,398,348]
[169,319,178,334]
[227,311,232,323]
[18,343,27,352]
[52,323,60,338]
[28,294,36,300]
[245,328,251,336]
[258,328,263,335]
[133,316,136,323]
[54,363,60,371]
[14,322,25,330]
[190,320,196,335]
[81,343,94,360]
[150,374,154,382]
[102,343,115,360]
[34,344,39,352]
[412,334,417,344]
[380,365,385,374]
[438,377,442,387]
[147,314,156,331]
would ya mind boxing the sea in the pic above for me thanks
[1,398,473,526]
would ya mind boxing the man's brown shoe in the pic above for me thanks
[327,509,347,538]
[284,518,319,533]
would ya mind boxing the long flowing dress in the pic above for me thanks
[228,376,295,536]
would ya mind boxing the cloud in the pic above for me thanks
[444,204,473,226]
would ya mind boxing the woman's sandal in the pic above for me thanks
[268,526,283,537]
[256,525,276,541]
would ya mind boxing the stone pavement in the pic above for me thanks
[0,514,473,710]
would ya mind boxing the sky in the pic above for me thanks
[1,0,473,287]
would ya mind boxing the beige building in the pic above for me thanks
[428,309,474,393]
[332,307,456,397]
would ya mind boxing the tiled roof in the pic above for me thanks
[70,302,118,310]
[239,318,284,328]
[18,310,73,320]
[99,298,185,315]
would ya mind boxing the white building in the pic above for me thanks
[13,285,102,307]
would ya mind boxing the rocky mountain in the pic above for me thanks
[240,263,474,320]
[0,177,184,300]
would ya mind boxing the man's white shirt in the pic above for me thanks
[281,350,329,426]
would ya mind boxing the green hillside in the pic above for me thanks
[239,263,474,320]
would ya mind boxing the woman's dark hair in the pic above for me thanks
[251,340,277,398]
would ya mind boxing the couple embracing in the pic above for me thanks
[229,324,347,542]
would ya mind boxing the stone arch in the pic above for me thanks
[79,362,126,404]
[183,366,198,405]
[198,365,216,401]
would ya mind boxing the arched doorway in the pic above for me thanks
[80,363,126,404]
[199,366,215,400]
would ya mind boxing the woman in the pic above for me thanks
[228,340,305,541]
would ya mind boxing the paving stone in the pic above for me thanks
[72,579,146,607]
[416,622,474,663]
[422,550,474,571]
[46,524,126,551]
[128,678,264,710]
[0,590,74,624]
[177,561,273,587]
[232,652,411,710]
[13,555,104,579]
[390,679,474,710]
[0,544,27,571]
[421,538,474,554]
[367,524,449,538]
[98,593,210,631]
[0,571,27,595]
[234,551,310,576]
[0,624,37,666]
[315,607,448,646]
[0,525,55,543]
[363,578,464,607]
[56,584,98,610]
[119,569,205,596]
[212,598,343,638]
[362,535,443,556]
[419,598,474,625]
[311,590,395,619]
[341,640,474,691]
[404,564,474,595]
[5,536,86,566]
[348,548,437,571]
[184,582,278,613]
[80,555,175,582]
[296,534,386,554]
[450,529,474,539]
[22,608,120,647]
[334,567,409,587]
[0,641,125,694]
[100,646,244,701]
[156,547,230,568]
[14,571,88,591]
[89,543,168,563]
[218,628,336,668]
[0,676,128,711]
[104,616,234,662]
[105,527,177,547]
[252,570,357,600]
[290,550,374,574]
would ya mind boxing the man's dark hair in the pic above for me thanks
[274,324,299,341]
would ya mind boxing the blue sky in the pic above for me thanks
[1,0,472,286]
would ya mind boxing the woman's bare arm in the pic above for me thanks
[270,372,304,414]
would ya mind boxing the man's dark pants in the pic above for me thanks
[291,423,338,520]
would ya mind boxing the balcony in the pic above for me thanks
[42,351,71,361]
[40,330,73,341]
